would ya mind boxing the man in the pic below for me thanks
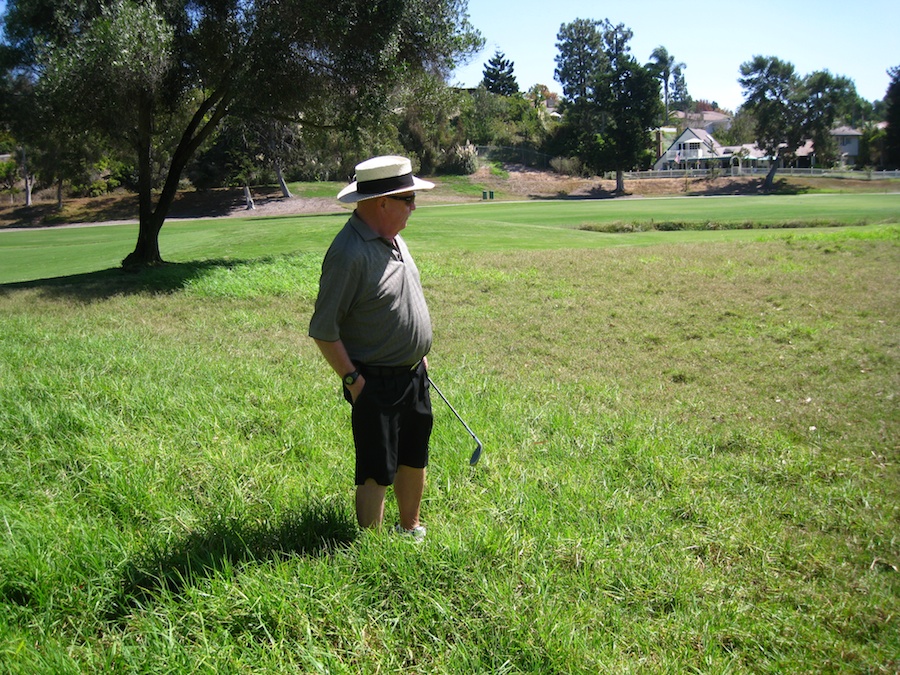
[309,155,435,539]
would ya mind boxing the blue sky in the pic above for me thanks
[451,0,900,111]
[2,0,896,111]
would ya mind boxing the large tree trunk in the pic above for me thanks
[122,93,163,270]
[763,159,779,191]
[243,183,255,209]
[615,169,625,195]
[122,88,231,271]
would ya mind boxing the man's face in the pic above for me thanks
[381,192,417,233]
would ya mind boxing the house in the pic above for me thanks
[654,126,865,170]
[653,128,767,170]
[831,126,863,166]
[656,128,722,168]
[670,109,732,134]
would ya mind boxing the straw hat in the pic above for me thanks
[337,155,434,204]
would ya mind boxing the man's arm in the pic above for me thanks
[313,337,366,401]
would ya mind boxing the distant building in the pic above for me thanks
[831,126,863,166]
[670,109,733,134]
[654,126,865,170]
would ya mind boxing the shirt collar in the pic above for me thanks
[349,212,381,242]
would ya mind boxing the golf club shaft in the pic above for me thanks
[427,376,483,463]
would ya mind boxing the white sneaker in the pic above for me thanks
[393,524,426,542]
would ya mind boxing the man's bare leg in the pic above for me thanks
[356,479,387,528]
[394,465,426,530]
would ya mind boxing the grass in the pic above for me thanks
[0,200,898,672]
[1,193,899,284]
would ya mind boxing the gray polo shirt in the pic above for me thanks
[309,213,432,366]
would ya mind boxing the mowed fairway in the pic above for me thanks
[0,194,898,672]
[1,192,899,283]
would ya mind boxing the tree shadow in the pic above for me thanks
[0,189,254,229]
[764,177,813,195]
[530,185,620,200]
[105,500,358,621]
[0,258,262,302]
[682,177,812,196]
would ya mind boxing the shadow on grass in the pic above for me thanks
[105,500,358,621]
[0,259,260,301]
[529,184,620,201]
[0,189,253,229]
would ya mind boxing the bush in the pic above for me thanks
[439,142,478,175]
[550,156,584,176]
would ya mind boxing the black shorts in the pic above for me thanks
[344,362,432,486]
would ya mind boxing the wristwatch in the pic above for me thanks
[342,370,360,386]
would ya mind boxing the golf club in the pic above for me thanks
[426,376,483,465]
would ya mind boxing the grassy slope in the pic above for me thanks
[0,204,898,672]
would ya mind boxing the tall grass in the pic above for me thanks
[1,216,898,672]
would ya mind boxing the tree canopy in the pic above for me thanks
[481,50,518,96]
[646,45,684,121]
[739,55,806,189]
[1,0,482,268]
[554,18,661,193]
[885,66,900,169]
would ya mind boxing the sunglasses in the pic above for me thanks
[387,194,416,204]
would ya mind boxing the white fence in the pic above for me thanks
[623,167,900,180]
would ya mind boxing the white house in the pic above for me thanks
[655,128,721,168]
[653,128,767,170]
[654,126,865,170]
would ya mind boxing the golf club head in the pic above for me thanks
[469,439,483,466]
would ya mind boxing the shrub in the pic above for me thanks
[440,142,478,175]
[550,156,584,176]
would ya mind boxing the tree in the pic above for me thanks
[646,45,684,121]
[457,84,549,154]
[555,19,604,104]
[884,66,900,169]
[553,19,605,165]
[716,107,757,146]
[526,83,552,109]
[481,50,518,96]
[857,122,886,169]
[669,65,691,112]
[802,70,857,166]
[593,22,662,193]
[739,55,806,190]
[1,0,482,269]
[554,18,661,193]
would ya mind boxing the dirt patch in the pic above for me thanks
[475,164,771,199]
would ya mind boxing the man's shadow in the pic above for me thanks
[105,500,358,621]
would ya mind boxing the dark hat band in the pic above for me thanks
[356,172,415,195]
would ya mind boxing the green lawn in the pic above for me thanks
[1,192,898,284]
[1,198,898,672]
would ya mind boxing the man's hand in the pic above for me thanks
[346,373,366,404]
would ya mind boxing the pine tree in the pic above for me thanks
[481,50,519,96]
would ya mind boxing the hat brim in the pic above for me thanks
[337,176,435,204]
